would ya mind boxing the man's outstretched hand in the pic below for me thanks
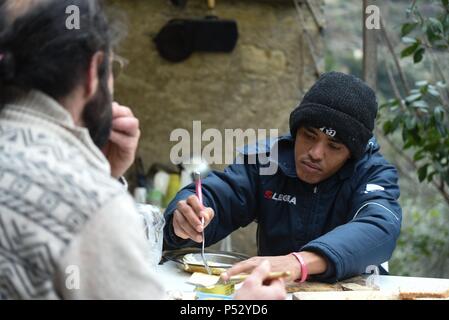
[221,255,302,282]
[222,251,328,284]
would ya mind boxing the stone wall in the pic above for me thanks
[107,0,324,256]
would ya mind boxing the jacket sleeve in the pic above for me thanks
[163,157,260,250]
[301,159,402,282]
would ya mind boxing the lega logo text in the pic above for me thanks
[264,190,297,205]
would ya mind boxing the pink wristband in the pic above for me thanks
[291,252,308,283]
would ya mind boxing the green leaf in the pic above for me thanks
[420,84,429,95]
[428,17,444,34]
[428,86,440,97]
[401,36,418,44]
[436,121,447,135]
[413,47,425,63]
[401,22,419,36]
[415,80,428,87]
[413,150,425,161]
[405,116,417,129]
[389,99,400,106]
[381,99,399,109]
[442,14,449,32]
[403,139,414,149]
[418,164,429,182]
[443,0,448,8]
[434,106,445,121]
[382,121,391,134]
[427,27,443,43]
[401,42,420,58]
[427,170,436,182]
[412,100,429,108]
[436,81,447,88]
[405,93,422,103]
[382,120,398,135]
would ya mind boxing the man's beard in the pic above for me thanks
[82,75,113,149]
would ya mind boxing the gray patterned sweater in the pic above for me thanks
[0,90,165,299]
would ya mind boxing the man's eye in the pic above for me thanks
[304,132,315,140]
[329,143,341,150]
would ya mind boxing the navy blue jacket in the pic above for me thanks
[164,135,402,282]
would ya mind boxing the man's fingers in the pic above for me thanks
[186,195,215,228]
[223,258,260,278]
[112,102,134,118]
[200,208,214,227]
[173,210,202,242]
[172,197,214,243]
[172,212,189,239]
[109,130,140,150]
[250,260,271,280]
[177,200,203,233]
[243,260,271,287]
[231,259,288,300]
[264,279,287,300]
[186,195,204,214]
[111,117,140,136]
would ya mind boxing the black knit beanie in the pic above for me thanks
[289,72,378,160]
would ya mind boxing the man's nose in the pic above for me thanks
[308,142,325,161]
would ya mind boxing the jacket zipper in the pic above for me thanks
[303,185,319,240]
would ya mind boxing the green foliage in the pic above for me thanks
[401,0,449,60]
[381,80,449,184]
[382,0,449,277]
[381,0,449,187]
[390,205,449,277]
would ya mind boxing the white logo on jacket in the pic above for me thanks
[364,184,385,194]
[264,190,297,205]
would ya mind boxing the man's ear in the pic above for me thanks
[84,51,105,100]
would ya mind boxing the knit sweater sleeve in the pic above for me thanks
[54,193,166,299]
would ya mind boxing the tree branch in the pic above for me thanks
[378,136,415,182]
[384,59,407,111]
[380,17,411,93]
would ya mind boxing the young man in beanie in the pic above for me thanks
[164,71,402,283]
[0,0,285,300]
